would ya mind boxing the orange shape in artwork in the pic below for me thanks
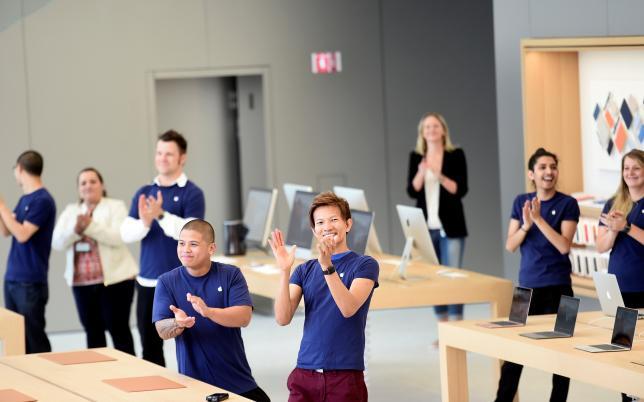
[614,121,628,152]
[604,110,615,129]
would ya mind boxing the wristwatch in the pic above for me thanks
[621,224,631,234]
[322,265,336,275]
[157,212,165,220]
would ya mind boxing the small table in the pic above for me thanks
[0,307,24,355]
[439,311,644,401]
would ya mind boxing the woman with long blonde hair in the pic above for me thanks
[406,112,468,336]
[597,149,644,402]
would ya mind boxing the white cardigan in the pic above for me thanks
[52,198,138,287]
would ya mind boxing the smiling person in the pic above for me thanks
[0,150,56,353]
[270,192,379,402]
[596,149,644,402]
[152,219,269,402]
[120,130,205,366]
[495,147,579,402]
[406,112,468,340]
[52,167,138,354]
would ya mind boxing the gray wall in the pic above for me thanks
[493,0,644,282]
[156,77,241,236]
[382,0,502,276]
[0,0,500,331]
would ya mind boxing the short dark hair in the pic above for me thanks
[158,130,187,154]
[308,192,352,228]
[181,219,215,243]
[16,150,44,176]
[528,147,558,171]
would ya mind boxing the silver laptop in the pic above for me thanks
[478,287,533,328]
[593,272,644,319]
[520,295,580,339]
[575,306,638,353]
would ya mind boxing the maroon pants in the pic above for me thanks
[287,368,368,402]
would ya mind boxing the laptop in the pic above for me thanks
[593,272,644,319]
[478,287,533,328]
[520,295,580,339]
[575,306,638,353]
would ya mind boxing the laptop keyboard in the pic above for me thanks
[593,344,624,351]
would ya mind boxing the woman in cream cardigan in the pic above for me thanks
[52,167,138,354]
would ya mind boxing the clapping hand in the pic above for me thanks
[316,232,336,270]
[138,191,164,227]
[267,229,296,274]
[599,211,627,232]
[187,293,210,318]
[169,305,195,328]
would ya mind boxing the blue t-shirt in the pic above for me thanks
[601,197,644,292]
[128,180,205,279]
[511,192,579,288]
[152,262,257,394]
[290,251,379,370]
[5,188,56,284]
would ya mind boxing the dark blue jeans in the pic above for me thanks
[429,229,465,317]
[4,280,51,353]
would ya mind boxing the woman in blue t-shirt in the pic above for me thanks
[596,149,644,402]
[495,148,579,402]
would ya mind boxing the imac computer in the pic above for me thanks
[285,190,318,259]
[242,187,278,250]
[333,186,383,255]
[283,183,314,210]
[346,210,374,255]
[395,204,439,279]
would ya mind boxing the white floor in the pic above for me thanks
[48,301,624,401]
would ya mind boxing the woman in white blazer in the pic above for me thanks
[52,167,138,354]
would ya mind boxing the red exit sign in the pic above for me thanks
[311,51,342,74]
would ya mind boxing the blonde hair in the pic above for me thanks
[610,149,644,215]
[414,112,455,155]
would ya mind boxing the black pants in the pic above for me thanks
[240,386,271,402]
[3,280,51,354]
[136,282,165,366]
[495,285,573,402]
[72,279,135,355]
[620,291,644,401]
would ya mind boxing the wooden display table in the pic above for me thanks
[0,307,25,355]
[0,363,88,401]
[438,311,644,402]
[218,251,514,317]
[0,347,248,401]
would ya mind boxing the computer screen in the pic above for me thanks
[508,287,532,324]
[242,188,278,248]
[396,205,438,265]
[334,186,383,254]
[283,183,313,210]
[285,191,318,255]
[611,306,637,348]
[553,295,579,334]
[346,210,373,255]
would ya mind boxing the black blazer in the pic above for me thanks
[406,149,468,238]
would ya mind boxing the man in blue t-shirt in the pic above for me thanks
[0,150,56,353]
[121,130,205,366]
[152,219,269,402]
[270,192,379,402]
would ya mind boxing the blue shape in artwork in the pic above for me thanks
[593,104,600,120]
[607,138,614,155]
[620,100,633,128]
[639,125,644,143]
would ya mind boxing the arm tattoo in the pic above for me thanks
[155,318,185,340]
